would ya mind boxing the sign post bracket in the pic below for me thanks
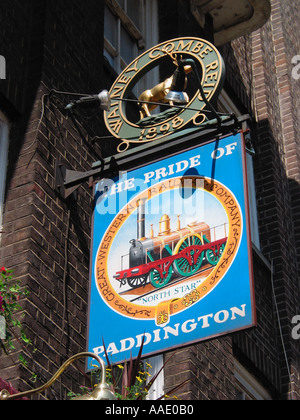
[55,114,251,200]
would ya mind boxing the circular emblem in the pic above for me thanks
[94,176,242,327]
[104,37,225,152]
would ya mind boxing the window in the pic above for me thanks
[0,112,9,232]
[144,355,164,400]
[104,0,159,93]
[234,359,272,400]
[218,90,261,249]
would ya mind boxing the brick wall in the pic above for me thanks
[1,0,300,401]
[163,0,300,400]
[227,0,300,399]
[0,0,106,399]
[164,337,236,400]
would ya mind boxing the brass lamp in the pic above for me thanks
[0,352,117,401]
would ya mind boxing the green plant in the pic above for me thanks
[104,338,187,400]
[104,360,153,400]
[68,337,187,400]
[0,267,35,379]
[67,385,94,399]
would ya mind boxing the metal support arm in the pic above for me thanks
[54,114,251,200]
[0,352,116,401]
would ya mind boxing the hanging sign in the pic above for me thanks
[104,37,225,152]
[87,132,256,365]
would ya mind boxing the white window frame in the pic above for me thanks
[145,355,164,400]
[0,112,9,233]
[234,359,272,400]
[104,0,159,94]
[218,90,261,250]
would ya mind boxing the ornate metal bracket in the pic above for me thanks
[55,114,251,200]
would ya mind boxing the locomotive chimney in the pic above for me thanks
[137,199,146,240]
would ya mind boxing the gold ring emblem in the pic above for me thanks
[104,37,225,152]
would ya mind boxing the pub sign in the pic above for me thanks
[87,132,256,365]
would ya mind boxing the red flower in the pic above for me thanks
[0,267,7,274]
[0,294,4,313]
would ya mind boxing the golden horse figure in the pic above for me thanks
[138,53,193,120]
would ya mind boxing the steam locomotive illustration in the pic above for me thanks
[114,199,228,290]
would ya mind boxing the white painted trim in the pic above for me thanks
[234,359,272,400]
[191,0,271,46]
[145,354,164,400]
